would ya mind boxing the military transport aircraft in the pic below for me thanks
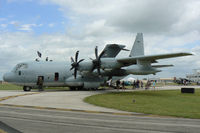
[3,33,192,91]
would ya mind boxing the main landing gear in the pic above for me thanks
[23,86,32,91]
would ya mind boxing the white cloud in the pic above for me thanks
[18,24,36,31]
[0,18,7,21]
[48,23,54,27]
[18,23,43,31]
[41,0,200,35]
[0,24,8,28]
[85,19,116,37]
[9,21,20,27]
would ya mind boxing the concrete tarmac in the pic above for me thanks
[0,90,127,113]
[0,106,200,133]
[1,85,199,113]
[0,87,200,133]
[0,90,31,98]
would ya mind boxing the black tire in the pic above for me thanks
[23,86,26,91]
[23,86,31,91]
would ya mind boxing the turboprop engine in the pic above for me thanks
[125,65,161,75]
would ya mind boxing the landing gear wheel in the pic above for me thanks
[23,86,31,91]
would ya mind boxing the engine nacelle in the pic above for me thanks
[125,65,161,75]
[78,58,121,72]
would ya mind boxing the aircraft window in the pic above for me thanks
[13,63,28,72]
[18,71,21,76]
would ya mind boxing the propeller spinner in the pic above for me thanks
[70,51,84,79]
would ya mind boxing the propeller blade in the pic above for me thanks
[75,51,79,62]
[70,50,84,79]
[71,57,74,63]
[95,46,98,59]
[89,58,93,61]
[70,67,74,70]
[90,46,104,76]
[78,59,84,64]
[37,51,42,58]
[91,65,96,72]
[99,50,106,59]
[74,69,77,79]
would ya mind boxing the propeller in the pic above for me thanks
[70,51,84,79]
[90,46,106,76]
[37,51,42,58]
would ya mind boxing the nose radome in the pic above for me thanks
[3,72,12,82]
[3,73,8,82]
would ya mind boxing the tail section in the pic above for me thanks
[129,33,144,57]
[127,33,156,75]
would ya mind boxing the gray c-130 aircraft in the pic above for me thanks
[3,33,192,91]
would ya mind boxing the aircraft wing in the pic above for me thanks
[117,52,192,66]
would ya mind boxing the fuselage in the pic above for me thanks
[3,59,160,89]
[3,61,72,87]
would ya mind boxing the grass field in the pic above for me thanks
[84,89,200,119]
[0,84,22,90]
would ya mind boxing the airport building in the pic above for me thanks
[186,69,200,82]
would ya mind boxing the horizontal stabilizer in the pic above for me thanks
[152,64,174,68]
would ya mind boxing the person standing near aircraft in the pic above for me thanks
[116,80,120,90]
[37,76,43,91]
[136,80,140,88]
[145,80,151,90]
[152,81,156,89]
[132,81,136,89]
[122,81,125,89]
[141,81,143,88]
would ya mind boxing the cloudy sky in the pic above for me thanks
[0,0,200,80]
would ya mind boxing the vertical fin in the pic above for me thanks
[129,33,144,57]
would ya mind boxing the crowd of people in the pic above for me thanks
[114,80,156,90]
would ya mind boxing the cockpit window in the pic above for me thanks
[18,71,21,75]
[12,63,28,72]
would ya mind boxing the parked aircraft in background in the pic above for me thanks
[174,78,192,85]
[3,33,192,91]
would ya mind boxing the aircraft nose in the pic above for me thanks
[3,72,13,82]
